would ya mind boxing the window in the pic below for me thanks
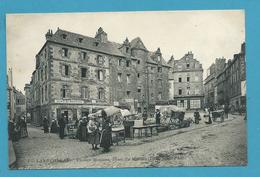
[178,89,182,95]
[187,77,190,82]
[151,93,154,100]
[158,92,162,100]
[61,48,68,57]
[45,85,48,101]
[64,65,69,76]
[126,47,129,53]
[187,87,190,95]
[158,79,162,87]
[186,63,190,68]
[126,60,131,67]
[118,73,122,82]
[94,41,99,46]
[41,69,43,81]
[138,88,141,93]
[44,48,47,59]
[81,87,89,99]
[97,55,103,65]
[41,87,44,103]
[61,34,67,39]
[177,65,182,70]
[157,55,161,62]
[126,74,131,84]
[97,70,104,81]
[190,100,201,109]
[78,38,83,43]
[178,77,182,82]
[195,88,200,95]
[137,73,140,78]
[137,60,140,64]
[45,65,47,80]
[98,88,105,100]
[81,52,87,60]
[151,67,154,72]
[61,86,68,98]
[158,67,162,73]
[118,59,122,66]
[126,91,131,97]
[81,68,87,78]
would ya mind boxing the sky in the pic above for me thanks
[6,10,245,93]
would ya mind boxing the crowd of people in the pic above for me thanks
[43,110,113,152]
[8,116,28,142]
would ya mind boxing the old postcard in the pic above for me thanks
[6,10,246,169]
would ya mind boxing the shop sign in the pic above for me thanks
[54,99,84,104]
[114,101,119,106]
[125,98,134,103]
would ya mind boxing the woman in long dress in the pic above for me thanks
[20,117,28,138]
[100,110,112,152]
[87,116,100,150]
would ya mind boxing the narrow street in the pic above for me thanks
[13,114,247,169]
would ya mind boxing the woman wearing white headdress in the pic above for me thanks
[87,115,100,150]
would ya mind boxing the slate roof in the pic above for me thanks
[46,28,171,67]
[48,29,125,57]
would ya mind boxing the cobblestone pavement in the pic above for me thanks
[13,114,246,169]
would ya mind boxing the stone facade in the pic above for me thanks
[26,28,170,125]
[168,52,204,109]
[204,58,226,107]
[206,42,246,112]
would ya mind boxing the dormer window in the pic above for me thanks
[78,38,83,43]
[157,55,161,62]
[94,41,99,46]
[126,47,129,53]
[61,34,67,39]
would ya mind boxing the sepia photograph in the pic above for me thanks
[6,10,247,169]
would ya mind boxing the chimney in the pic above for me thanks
[95,27,108,43]
[45,29,53,40]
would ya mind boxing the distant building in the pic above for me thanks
[7,68,26,121]
[26,28,170,126]
[206,42,246,112]
[219,42,246,112]
[168,52,204,109]
[204,58,226,107]
[13,88,26,119]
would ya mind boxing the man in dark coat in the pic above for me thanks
[155,109,161,125]
[58,117,65,139]
[224,104,229,119]
[100,110,112,152]
[43,116,49,133]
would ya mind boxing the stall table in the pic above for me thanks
[112,127,125,145]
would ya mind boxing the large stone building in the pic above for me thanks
[168,52,204,109]
[216,42,246,112]
[204,58,226,107]
[26,27,170,125]
[205,42,246,112]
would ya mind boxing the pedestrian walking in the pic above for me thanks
[20,116,28,138]
[43,116,49,133]
[64,115,69,136]
[79,117,88,142]
[194,109,201,124]
[8,119,15,141]
[87,116,100,150]
[205,108,212,124]
[155,109,161,125]
[58,117,65,139]
[50,119,58,133]
[224,104,229,119]
[100,110,112,153]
